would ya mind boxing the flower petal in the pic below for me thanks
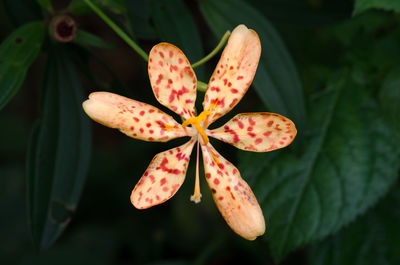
[208,113,296,152]
[201,143,265,240]
[83,92,189,142]
[148,43,197,120]
[131,139,196,209]
[203,25,261,125]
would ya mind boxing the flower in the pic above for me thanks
[82,25,297,240]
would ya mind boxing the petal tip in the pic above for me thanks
[237,210,266,241]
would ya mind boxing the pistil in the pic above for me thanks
[182,110,210,145]
[190,140,202,203]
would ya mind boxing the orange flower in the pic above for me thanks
[83,25,297,240]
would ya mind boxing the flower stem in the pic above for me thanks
[191,30,230,69]
[197,81,208,92]
[83,0,149,62]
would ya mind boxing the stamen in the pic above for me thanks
[190,140,202,203]
[209,147,221,166]
[182,110,211,145]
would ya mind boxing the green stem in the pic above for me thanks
[197,81,208,92]
[191,30,230,69]
[83,0,149,62]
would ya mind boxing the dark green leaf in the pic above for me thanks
[36,0,52,12]
[309,187,400,265]
[73,29,115,49]
[200,0,306,132]
[67,44,133,97]
[68,0,90,16]
[27,45,92,249]
[69,0,127,16]
[150,0,204,79]
[0,21,45,111]
[247,0,352,27]
[125,0,157,40]
[354,0,400,16]
[379,67,400,135]
[237,151,277,187]
[2,0,42,26]
[252,74,400,260]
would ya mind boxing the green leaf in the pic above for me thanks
[200,0,306,132]
[2,0,42,26]
[353,0,400,15]
[0,21,45,111]
[124,0,158,40]
[309,187,400,265]
[252,74,400,261]
[69,0,127,16]
[73,29,115,49]
[237,151,277,187]
[150,0,204,79]
[36,0,52,12]
[247,0,352,27]
[379,67,400,135]
[27,45,92,249]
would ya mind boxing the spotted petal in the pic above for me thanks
[131,139,196,209]
[148,43,197,120]
[208,113,297,152]
[201,143,265,240]
[83,92,189,142]
[203,25,261,125]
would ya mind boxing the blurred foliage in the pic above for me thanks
[309,186,400,265]
[1,0,400,264]
[354,0,400,15]
[0,22,45,110]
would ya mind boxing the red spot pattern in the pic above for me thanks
[207,113,296,152]
[229,98,238,108]
[201,28,261,125]
[157,157,181,175]
[83,92,188,142]
[156,74,163,85]
[169,86,189,103]
[148,43,197,120]
[160,178,167,186]
[131,140,195,209]
[201,143,262,231]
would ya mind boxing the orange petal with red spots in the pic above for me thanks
[203,25,261,125]
[148,43,197,120]
[83,92,190,142]
[208,113,296,152]
[201,144,265,240]
[131,139,196,209]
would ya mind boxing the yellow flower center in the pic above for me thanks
[182,110,210,145]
